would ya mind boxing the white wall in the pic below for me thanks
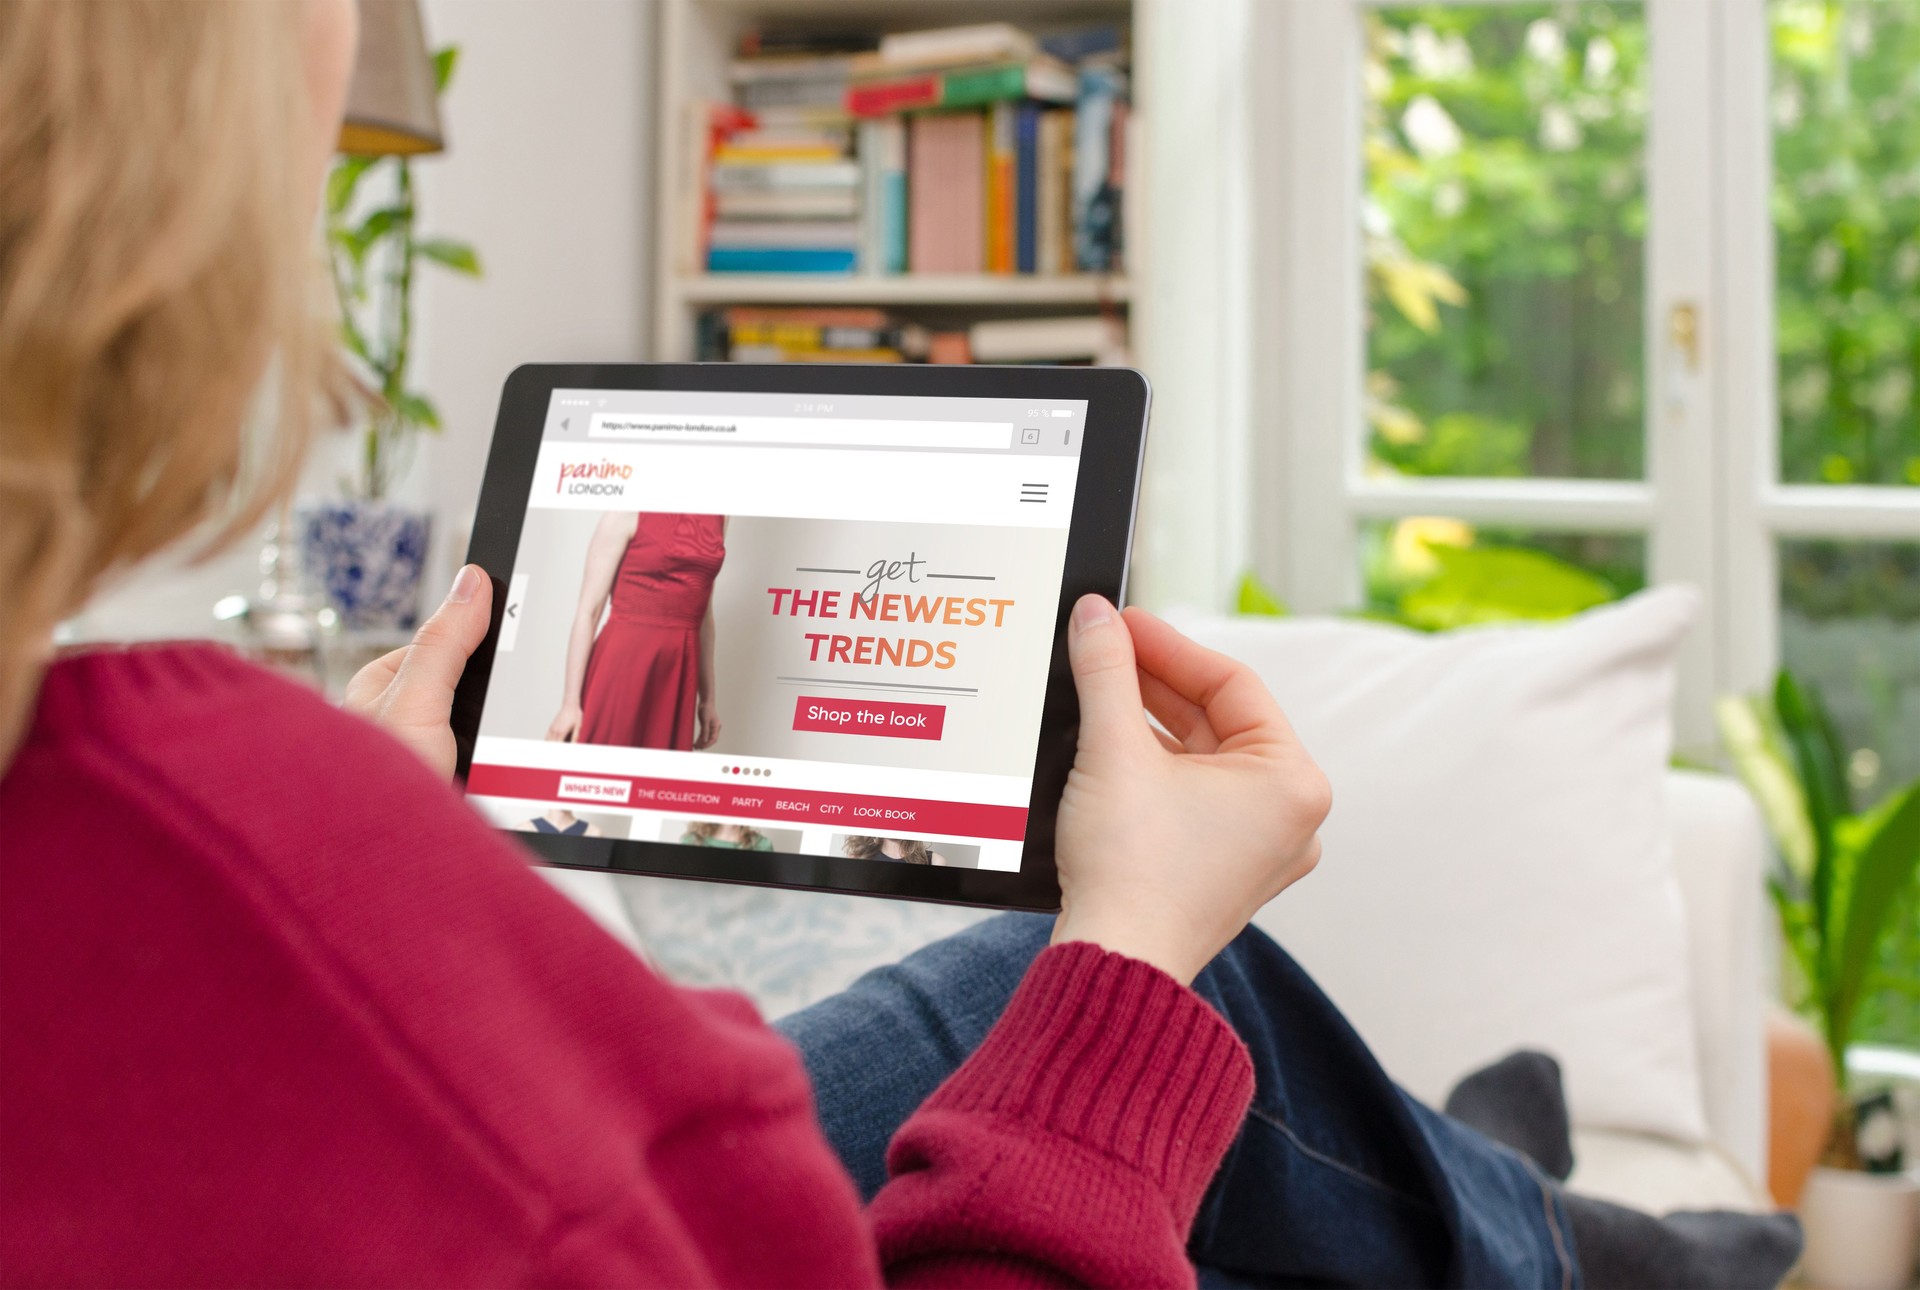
[69,0,658,640]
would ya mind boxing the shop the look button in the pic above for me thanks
[793,696,946,742]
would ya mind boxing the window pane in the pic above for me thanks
[1772,0,1920,487]
[1360,518,1645,629]
[1363,4,1648,482]
[1780,540,1920,1049]
[1779,540,1920,804]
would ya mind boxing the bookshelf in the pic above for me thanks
[649,0,1142,362]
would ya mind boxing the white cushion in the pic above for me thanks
[1567,1129,1766,1214]
[1176,588,1709,1144]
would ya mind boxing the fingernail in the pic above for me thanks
[447,565,479,604]
[1071,594,1113,635]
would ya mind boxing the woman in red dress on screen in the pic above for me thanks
[546,511,726,751]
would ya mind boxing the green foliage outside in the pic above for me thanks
[1773,0,1920,489]
[325,47,482,501]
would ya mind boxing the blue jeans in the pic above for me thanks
[775,913,1578,1289]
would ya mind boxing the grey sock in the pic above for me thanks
[1563,1194,1802,1290]
[1444,1049,1575,1181]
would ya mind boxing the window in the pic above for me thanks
[1263,0,1919,763]
[1252,0,1919,1045]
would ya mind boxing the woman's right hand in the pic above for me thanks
[1050,595,1331,985]
[546,702,582,743]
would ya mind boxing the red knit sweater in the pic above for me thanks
[0,644,1252,1287]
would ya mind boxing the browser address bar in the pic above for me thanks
[588,413,1013,451]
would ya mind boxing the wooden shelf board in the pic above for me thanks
[673,273,1130,305]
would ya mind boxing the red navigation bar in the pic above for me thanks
[467,764,1030,842]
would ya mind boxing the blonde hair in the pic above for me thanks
[0,1,344,758]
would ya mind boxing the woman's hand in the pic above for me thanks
[695,698,722,750]
[342,565,493,781]
[546,703,583,743]
[1050,595,1331,985]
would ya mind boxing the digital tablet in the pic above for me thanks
[451,363,1149,911]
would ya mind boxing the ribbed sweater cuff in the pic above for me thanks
[921,940,1254,1229]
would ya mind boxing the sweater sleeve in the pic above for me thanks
[868,941,1254,1288]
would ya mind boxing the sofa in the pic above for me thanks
[542,592,1773,1218]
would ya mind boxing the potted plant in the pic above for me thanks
[1718,672,1920,1290]
[301,45,481,631]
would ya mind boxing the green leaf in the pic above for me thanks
[1829,783,1920,1061]
[327,155,378,217]
[416,237,482,276]
[391,391,442,431]
[343,205,409,262]
[1236,571,1289,617]
[1715,693,1816,879]
[1396,544,1615,631]
[432,46,460,95]
[1775,671,1848,951]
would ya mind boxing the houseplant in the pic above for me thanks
[301,45,481,630]
[1718,672,1920,1290]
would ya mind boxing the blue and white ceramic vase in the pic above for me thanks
[296,499,432,631]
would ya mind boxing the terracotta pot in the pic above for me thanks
[1797,1165,1919,1290]
[1767,1008,1837,1206]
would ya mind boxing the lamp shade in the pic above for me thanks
[338,0,443,156]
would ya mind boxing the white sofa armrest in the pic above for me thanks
[1665,770,1770,1192]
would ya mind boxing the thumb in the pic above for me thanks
[385,564,492,718]
[1066,594,1150,753]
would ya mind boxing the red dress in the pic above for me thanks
[579,512,725,750]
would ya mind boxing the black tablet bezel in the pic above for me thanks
[451,362,1149,912]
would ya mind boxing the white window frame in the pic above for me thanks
[1253,0,1920,754]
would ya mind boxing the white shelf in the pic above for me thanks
[674,273,1131,306]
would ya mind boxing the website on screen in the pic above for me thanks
[466,388,1087,873]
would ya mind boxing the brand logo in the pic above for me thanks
[557,459,633,496]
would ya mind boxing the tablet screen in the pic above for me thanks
[465,386,1085,876]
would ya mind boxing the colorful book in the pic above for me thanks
[730,344,905,364]
[715,189,859,220]
[908,112,984,274]
[723,305,890,328]
[857,118,907,274]
[713,143,847,163]
[1014,103,1041,274]
[1037,109,1069,276]
[710,161,861,190]
[875,23,1037,71]
[986,103,1016,274]
[968,315,1120,363]
[707,246,857,273]
[1072,64,1125,271]
[846,59,1075,118]
[708,220,859,248]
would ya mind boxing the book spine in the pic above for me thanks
[847,75,940,118]
[934,63,1029,111]
[710,161,861,190]
[706,246,858,274]
[1015,103,1040,275]
[858,118,885,274]
[986,103,1016,275]
[1072,66,1121,271]
[880,118,908,275]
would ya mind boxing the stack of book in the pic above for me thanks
[697,307,1126,366]
[694,21,1129,277]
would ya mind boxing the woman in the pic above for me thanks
[843,835,948,866]
[547,510,725,751]
[0,4,1796,1287]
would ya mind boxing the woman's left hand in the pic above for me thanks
[695,698,722,750]
[343,564,493,780]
